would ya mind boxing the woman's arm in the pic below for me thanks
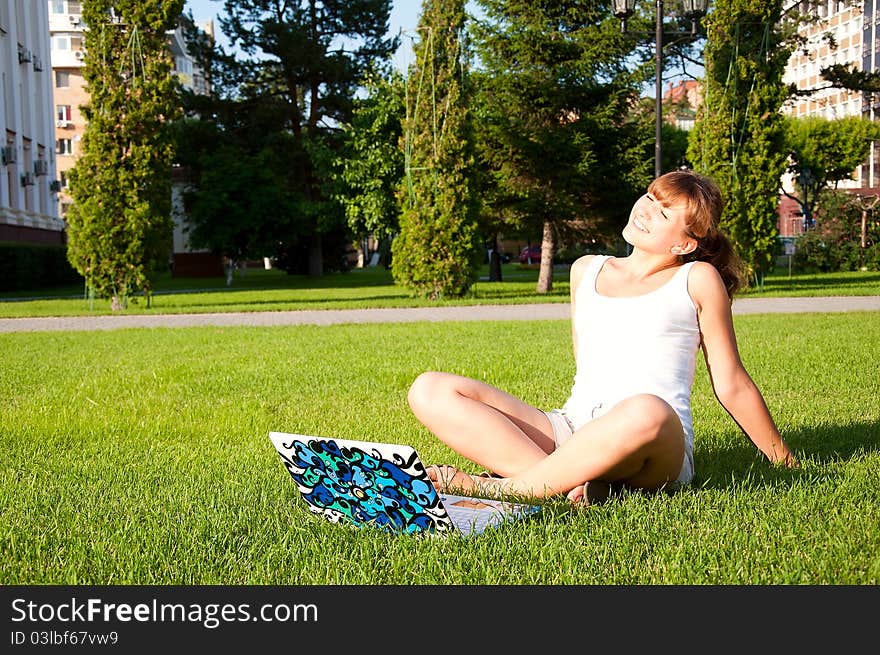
[689,262,798,467]
[568,255,594,362]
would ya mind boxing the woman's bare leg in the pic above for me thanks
[406,371,555,477]
[428,394,686,500]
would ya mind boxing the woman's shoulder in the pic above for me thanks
[571,253,610,273]
[687,260,730,311]
[569,254,605,286]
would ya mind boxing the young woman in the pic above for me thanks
[406,170,798,504]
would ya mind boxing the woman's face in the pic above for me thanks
[622,192,694,256]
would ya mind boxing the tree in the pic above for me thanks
[472,0,649,293]
[391,0,483,299]
[182,0,397,277]
[66,0,184,310]
[783,115,880,230]
[338,72,406,265]
[173,116,299,270]
[688,0,791,287]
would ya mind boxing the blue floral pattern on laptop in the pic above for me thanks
[277,436,455,534]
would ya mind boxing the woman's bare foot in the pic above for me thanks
[425,465,484,494]
[566,480,612,507]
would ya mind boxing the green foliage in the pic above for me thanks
[391,0,483,299]
[661,121,691,173]
[470,0,649,293]
[0,243,83,292]
[821,62,880,94]
[175,119,302,263]
[339,73,406,242]
[689,0,791,284]
[179,0,397,277]
[783,115,880,227]
[65,0,184,308]
[793,191,880,272]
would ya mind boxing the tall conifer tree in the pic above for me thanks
[391,0,482,299]
[66,0,184,309]
[688,0,791,287]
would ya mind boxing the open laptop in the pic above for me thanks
[269,431,540,537]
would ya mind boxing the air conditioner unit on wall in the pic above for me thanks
[1,146,15,165]
[56,120,67,128]
[69,15,80,25]
[34,160,49,176]
[21,172,35,187]
[50,180,62,193]
[74,50,85,60]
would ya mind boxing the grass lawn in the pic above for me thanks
[1,312,878,584]
[1,263,879,318]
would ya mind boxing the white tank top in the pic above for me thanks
[561,255,700,456]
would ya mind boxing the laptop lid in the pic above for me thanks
[268,432,538,536]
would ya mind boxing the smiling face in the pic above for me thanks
[622,171,723,258]
[622,192,696,256]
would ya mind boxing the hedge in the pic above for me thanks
[0,242,83,292]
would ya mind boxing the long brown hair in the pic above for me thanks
[648,170,745,299]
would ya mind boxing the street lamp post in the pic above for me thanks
[612,0,710,178]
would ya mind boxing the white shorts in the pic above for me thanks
[543,408,693,487]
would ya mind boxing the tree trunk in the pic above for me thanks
[308,232,323,277]
[536,220,554,293]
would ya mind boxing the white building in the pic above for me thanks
[782,1,877,190]
[0,0,62,245]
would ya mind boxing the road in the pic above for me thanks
[1,295,878,332]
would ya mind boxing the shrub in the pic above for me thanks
[0,242,84,292]
[792,191,880,272]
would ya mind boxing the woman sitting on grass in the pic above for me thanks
[407,170,798,505]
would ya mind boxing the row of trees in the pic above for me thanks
[63,0,880,309]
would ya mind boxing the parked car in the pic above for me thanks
[518,245,542,264]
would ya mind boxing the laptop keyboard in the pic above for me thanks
[440,495,510,536]
[445,505,504,535]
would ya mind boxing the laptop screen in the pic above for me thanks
[270,433,456,534]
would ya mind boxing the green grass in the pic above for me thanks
[1,312,878,584]
[1,264,879,318]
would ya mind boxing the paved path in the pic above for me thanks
[0,295,878,333]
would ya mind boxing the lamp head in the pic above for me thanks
[612,0,637,33]
[682,0,710,19]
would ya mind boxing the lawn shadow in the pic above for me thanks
[693,419,880,491]
[744,271,880,295]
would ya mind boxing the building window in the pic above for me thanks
[60,171,69,188]
[55,71,69,87]
[53,36,69,50]
[57,138,73,155]
[57,105,72,121]
[51,1,65,14]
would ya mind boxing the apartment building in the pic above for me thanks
[47,1,214,274]
[779,1,879,235]
[49,1,211,219]
[48,0,84,223]
[0,0,62,246]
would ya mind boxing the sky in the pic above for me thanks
[183,0,425,71]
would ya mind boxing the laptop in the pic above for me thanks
[268,431,540,537]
